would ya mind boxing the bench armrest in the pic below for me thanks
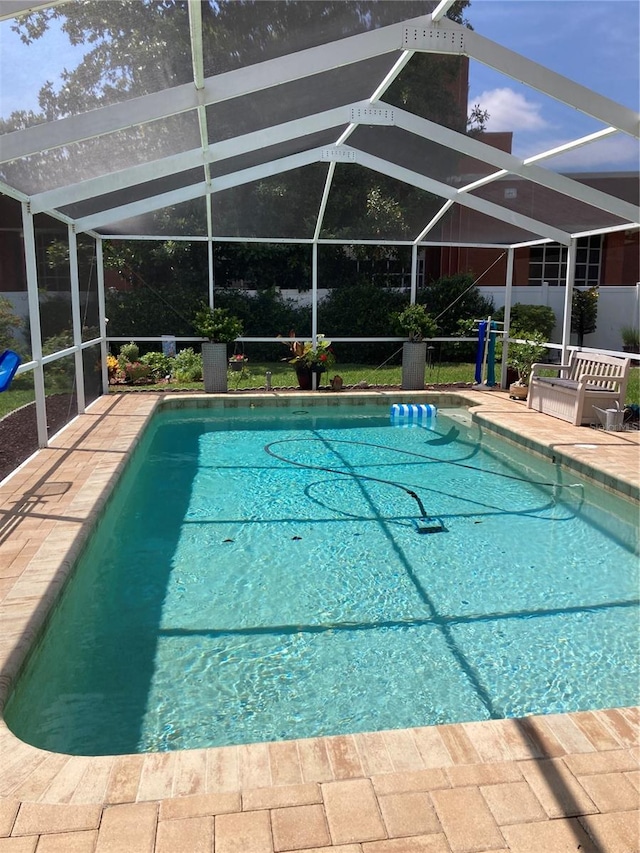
[530,362,571,378]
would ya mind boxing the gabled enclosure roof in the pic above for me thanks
[0,0,638,247]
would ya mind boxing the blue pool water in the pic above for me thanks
[5,404,639,755]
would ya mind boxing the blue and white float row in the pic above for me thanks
[390,403,437,427]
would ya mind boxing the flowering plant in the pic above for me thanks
[228,353,248,363]
[288,334,335,371]
[123,361,152,384]
[106,353,119,383]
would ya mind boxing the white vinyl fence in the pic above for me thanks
[478,284,640,353]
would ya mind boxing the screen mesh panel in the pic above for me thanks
[423,203,538,246]
[469,176,630,234]
[383,53,470,130]
[82,343,102,406]
[1,113,201,196]
[211,164,329,239]
[60,168,204,221]
[206,54,402,144]
[44,355,77,438]
[77,234,100,341]
[209,129,343,179]
[34,213,73,338]
[349,125,497,187]
[201,1,431,76]
[320,163,445,241]
[575,172,639,208]
[94,198,208,237]
[0,0,195,130]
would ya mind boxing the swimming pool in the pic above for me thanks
[5,403,639,755]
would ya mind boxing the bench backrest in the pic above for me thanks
[567,351,630,391]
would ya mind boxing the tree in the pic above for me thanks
[572,286,598,347]
[5,1,485,348]
[0,296,24,354]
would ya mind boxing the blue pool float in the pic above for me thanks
[0,350,20,392]
[390,403,437,426]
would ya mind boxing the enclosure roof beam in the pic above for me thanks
[74,148,324,233]
[352,148,573,244]
[188,0,205,91]
[0,0,66,21]
[0,14,428,163]
[431,1,458,23]
[29,101,359,212]
[77,140,584,244]
[385,103,640,224]
[11,11,636,168]
[32,97,637,230]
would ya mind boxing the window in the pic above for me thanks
[528,235,602,287]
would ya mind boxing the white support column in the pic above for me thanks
[96,237,109,395]
[21,202,48,448]
[501,247,515,389]
[410,243,418,304]
[312,242,318,390]
[207,194,214,308]
[561,238,577,363]
[68,226,85,413]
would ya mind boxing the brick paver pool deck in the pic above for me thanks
[0,389,638,853]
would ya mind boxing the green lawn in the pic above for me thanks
[0,375,36,419]
[110,361,477,394]
[2,364,638,419]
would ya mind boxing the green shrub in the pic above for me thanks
[140,351,173,381]
[192,305,243,342]
[118,341,140,364]
[0,295,24,354]
[494,303,556,339]
[173,347,203,382]
[41,331,75,391]
[317,277,407,363]
[419,273,494,336]
[392,304,437,341]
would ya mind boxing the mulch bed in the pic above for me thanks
[0,395,76,483]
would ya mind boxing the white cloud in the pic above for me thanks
[537,135,640,172]
[471,87,548,132]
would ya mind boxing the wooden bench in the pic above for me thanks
[527,351,630,426]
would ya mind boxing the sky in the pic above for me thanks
[0,0,638,172]
[466,0,639,169]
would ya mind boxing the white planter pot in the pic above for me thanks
[401,341,427,390]
[202,342,228,392]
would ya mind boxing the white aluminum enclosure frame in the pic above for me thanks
[0,3,638,451]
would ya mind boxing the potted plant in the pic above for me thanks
[392,304,437,391]
[506,329,547,400]
[620,325,639,354]
[193,304,243,392]
[286,333,335,389]
[228,353,248,372]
